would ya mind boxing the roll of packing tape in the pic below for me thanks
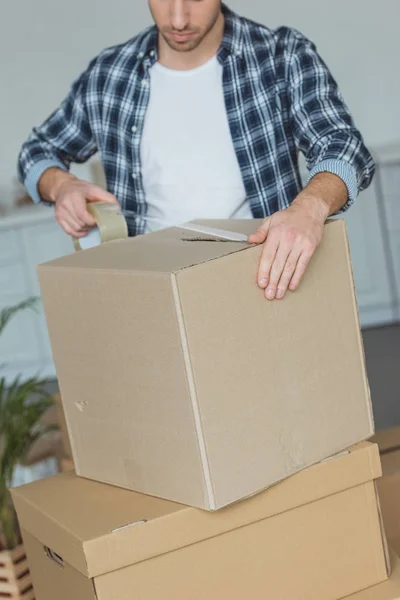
[73,203,128,251]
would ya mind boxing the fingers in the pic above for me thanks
[263,241,292,300]
[75,202,96,228]
[274,249,302,299]
[267,242,316,300]
[257,235,279,291]
[57,202,93,236]
[55,180,120,239]
[86,185,119,205]
[289,250,314,292]
[265,244,315,300]
[248,218,270,245]
[257,223,294,292]
[257,228,318,300]
[58,218,88,238]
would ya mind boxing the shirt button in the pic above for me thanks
[149,50,155,57]
[131,125,137,133]
[138,52,144,58]
[132,172,137,179]
[141,80,149,87]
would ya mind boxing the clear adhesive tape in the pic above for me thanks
[73,203,128,251]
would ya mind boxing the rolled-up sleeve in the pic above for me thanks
[286,30,375,211]
[17,64,97,204]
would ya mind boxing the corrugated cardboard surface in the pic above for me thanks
[176,220,373,507]
[13,444,388,600]
[38,219,374,509]
[39,267,207,507]
[20,538,397,600]
[94,483,386,600]
[378,454,400,554]
[345,551,400,599]
[54,393,72,459]
[371,428,400,555]
[39,224,249,273]
[12,443,382,579]
[21,530,97,600]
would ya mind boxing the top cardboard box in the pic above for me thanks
[37,219,374,510]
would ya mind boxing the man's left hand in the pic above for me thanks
[248,193,329,300]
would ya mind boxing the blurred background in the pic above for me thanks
[0,0,399,434]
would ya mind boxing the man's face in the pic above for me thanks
[148,0,222,53]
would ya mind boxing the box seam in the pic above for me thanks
[174,243,255,274]
[170,273,216,510]
[83,446,380,577]
[12,488,89,576]
[373,480,392,577]
[341,219,375,434]
[92,577,99,599]
[219,441,381,510]
[55,387,80,477]
[87,481,383,578]
[38,265,170,276]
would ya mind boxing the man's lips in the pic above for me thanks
[168,31,197,42]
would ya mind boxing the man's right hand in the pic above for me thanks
[38,168,119,238]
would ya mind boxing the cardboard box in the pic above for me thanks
[11,443,389,600]
[54,393,73,460]
[345,551,400,599]
[37,219,374,509]
[372,428,400,555]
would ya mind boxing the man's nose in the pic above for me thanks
[170,0,190,30]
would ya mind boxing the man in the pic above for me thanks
[18,0,374,300]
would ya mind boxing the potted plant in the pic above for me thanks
[0,298,55,599]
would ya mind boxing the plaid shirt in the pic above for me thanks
[19,4,374,236]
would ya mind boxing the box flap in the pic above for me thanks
[11,442,381,579]
[372,428,400,455]
[37,220,256,275]
[344,550,400,599]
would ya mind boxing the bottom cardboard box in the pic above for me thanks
[11,443,389,600]
[345,551,400,599]
[372,428,400,555]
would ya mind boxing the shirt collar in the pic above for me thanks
[218,3,244,62]
[139,3,243,69]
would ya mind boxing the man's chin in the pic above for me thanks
[163,35,202,53]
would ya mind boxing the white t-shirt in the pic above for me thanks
[140,55,252,233]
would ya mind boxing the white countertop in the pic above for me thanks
[0,205,56,229]
[372,142,400,165]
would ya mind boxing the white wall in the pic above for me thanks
[1,0,399,207]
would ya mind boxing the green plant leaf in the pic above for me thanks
[0,297,39,337]
[0,299,56,550]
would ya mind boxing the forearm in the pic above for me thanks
[287,31,375,203]
[38,168,77,203]
[18,62,97,204]
[293,172,348,220]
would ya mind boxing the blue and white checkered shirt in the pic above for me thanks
[18,4,375,236]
